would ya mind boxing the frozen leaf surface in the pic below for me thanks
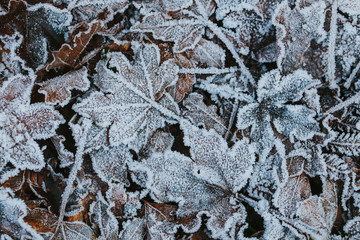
[89,192,119,240]
[90,144,132,186]
[182,93,227,135]
[74,44,179,150]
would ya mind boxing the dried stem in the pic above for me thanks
[328,0,338,90]
[325,91,360,114]
[344,61,360,88]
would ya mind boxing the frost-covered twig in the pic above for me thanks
[328,0,338,90]
[225,100,239,140]
[51,125,88,238]
[179,67,238,75]
[325,91,360,114]
[344,61,360,88]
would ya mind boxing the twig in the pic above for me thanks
[225,100,239,140]
[344,61,360,88]
[179,67,238,75]
[328,0,338,90]
[325,91,360,114]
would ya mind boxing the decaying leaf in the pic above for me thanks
[45,21,103,71]
[38,67,90,107]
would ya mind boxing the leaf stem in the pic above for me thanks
[328,0,338,90]
[344,61,360,88]
[179,67,238,74]
[325,91,360,114]
[205,20,256,87]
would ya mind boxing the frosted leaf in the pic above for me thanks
[138,0,193,12]
[119,218,146,240]
[38,67,89,107]
[181,120,255,192]
[89,192,119,239]
[273,174,311,218]
[344,216,360,239]
[106,183,142,218]
[0,33,24,79]
[74,44,179,151]
[51,135,75,168]
[257,69,319,103]
[90,145,132,186]
[197,72,251,101]
[133,150,247,237]
[336,19,360,82]
[273,0,326,75]
[45,21,103,71]
[327,127,360,156]
[295,180,338,240]
[182,93,227,135]
[144,202,178,240]
[52,221,96,240]
[133,14,204,53]
[237,69,320,161]
[0,188,42,239]
[147,130,174,153]
[26,3,72,69]
[0,74,64,175]
[273,105,319,142]
[188,38,226,68]
[68,0,128,22]
[339,0,360,16]
[132,0,215,53]
[247,153,281,200]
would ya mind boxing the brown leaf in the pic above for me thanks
[46,21,103,71]
[273,173,311,218]
[38,67,89,106]
[173,53,195,101]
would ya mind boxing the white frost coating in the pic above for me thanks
[90,145,132,186]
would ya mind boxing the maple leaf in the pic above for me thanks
[236,69,320,161]
[73,44,180,151]
[0,73,64,174]
[38,67,90,107]
[132,121,254,238]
